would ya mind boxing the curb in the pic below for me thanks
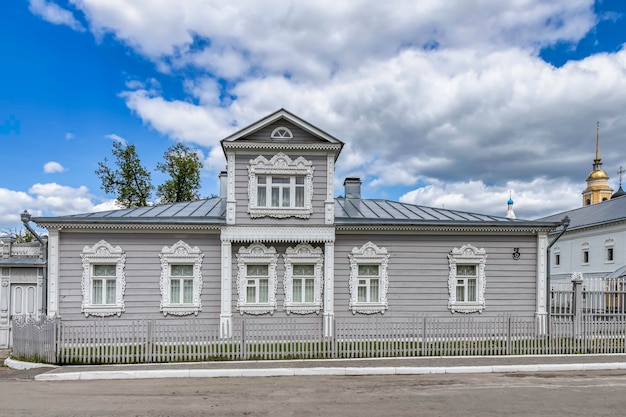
[4,357,58,370]
[33,362,626,381]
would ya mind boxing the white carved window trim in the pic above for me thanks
[247,152,314,219]
[605,238,615,263]
[80,240,126,317]
[348,242,390,315]
[159,240,204,316]
[448,244,487,314]
[270,126,293,139]
[236,243,278,315]
[283,243,324,315]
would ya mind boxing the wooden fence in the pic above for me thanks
[11,313,626,365]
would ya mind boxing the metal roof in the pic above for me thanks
[33,198,226,225]
[335,198,556,227]
[32,197,557,229]
[537,195,626,231]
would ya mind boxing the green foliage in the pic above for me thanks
[96,141,153,208]
[156,143,203,203]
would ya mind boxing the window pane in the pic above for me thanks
[257,186,266,206]
[247,281,256,303]
[295,186,304,207]
[106,279,116,304]
[358,280,367,302]
[282,187,290,207]
[272,177,290,184]
[293,264,314,276]
[247,264,268,276]
[456,281,465,302]
[94,264,115,277]
[293,279,302,302]
[171,279,180,303]
[305,278,315,303]
[257,176,266,184]
[183,279,194,304]
[271,187,279,207]
[259,279,269,303]
[468,279,477,302]
[93,279,103,304]
[358,265,379,276]
[370,279,379,302]
[457,265,476,276]
[171,264,193,277]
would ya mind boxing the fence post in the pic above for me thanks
[572,273,584,338]
[240,319,246,360]
[506,316,512,355]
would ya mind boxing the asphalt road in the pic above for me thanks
[2,367,626,417]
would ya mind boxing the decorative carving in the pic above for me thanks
[283,243,324,315]
[236,243,278,315]
[247,153,314,219]
[348,242,390,314]
[80,240,126,317]
[447,244,487,314]
[270,127,293,139]
[221,226,335,243]
[159,240,204,316]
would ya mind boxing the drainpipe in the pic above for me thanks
[20,210,47,317]
[546,215,570,334]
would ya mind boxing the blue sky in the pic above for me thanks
[2,0,626,232]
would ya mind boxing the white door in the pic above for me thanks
[11,284,37,317]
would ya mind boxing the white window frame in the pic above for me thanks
[236,243,278,315]
[605,238,615,263]
[283,243,324,315]
[553,246,561,267]
[247,153,314,219]
[348,242,390,315]
[270,126,293,139]
[80,240,126,317]
[448,244,487,314]
[581,242,590,265]
[159,241,204,316]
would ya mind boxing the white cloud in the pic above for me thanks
[105,133,127,146]
[65,132,75,140]
[43,161,65,173]
[0,184,119,231]
[29,0,85,31]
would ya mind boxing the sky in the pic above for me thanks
[2,0,626,233]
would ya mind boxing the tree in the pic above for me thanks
[156,143,203,203]
[96,141,153,208]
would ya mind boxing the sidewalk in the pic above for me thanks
[7,354,626,381]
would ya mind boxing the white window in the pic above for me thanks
[581,242,590,265]
[448,244,487,313]
[348,242,390,314]
[605,239,615,263]
[248,153,314,219]
[270,126,293,139]
[236,243,278,315]
[283,243,324,314]
[256,175,305,208]
[81,240,126,317]
[553,246,561,267]
[159,241,204,316]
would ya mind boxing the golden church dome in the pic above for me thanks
[587,169,609,181]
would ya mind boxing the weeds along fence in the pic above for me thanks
[11,313,626,365]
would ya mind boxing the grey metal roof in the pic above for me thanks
[335,198,557,227]
[33,198,226,225]
[537,195,626,231]
[605,265,626,280]
[0,258,45,266]
[32,196,557,229]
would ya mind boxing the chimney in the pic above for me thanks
[219,170,228,198]
[344,177,361,199]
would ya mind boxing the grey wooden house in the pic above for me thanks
[32,109,558,338]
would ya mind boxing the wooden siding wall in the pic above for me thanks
[334,234,539,319]
[58,231,221,324]
[244,121,323,143]
[233,152,329,225]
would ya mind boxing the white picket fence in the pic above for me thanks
[11,313,626,364]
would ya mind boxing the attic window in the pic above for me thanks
[270,127,293,139]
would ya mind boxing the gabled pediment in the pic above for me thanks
[221,109,344,147]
